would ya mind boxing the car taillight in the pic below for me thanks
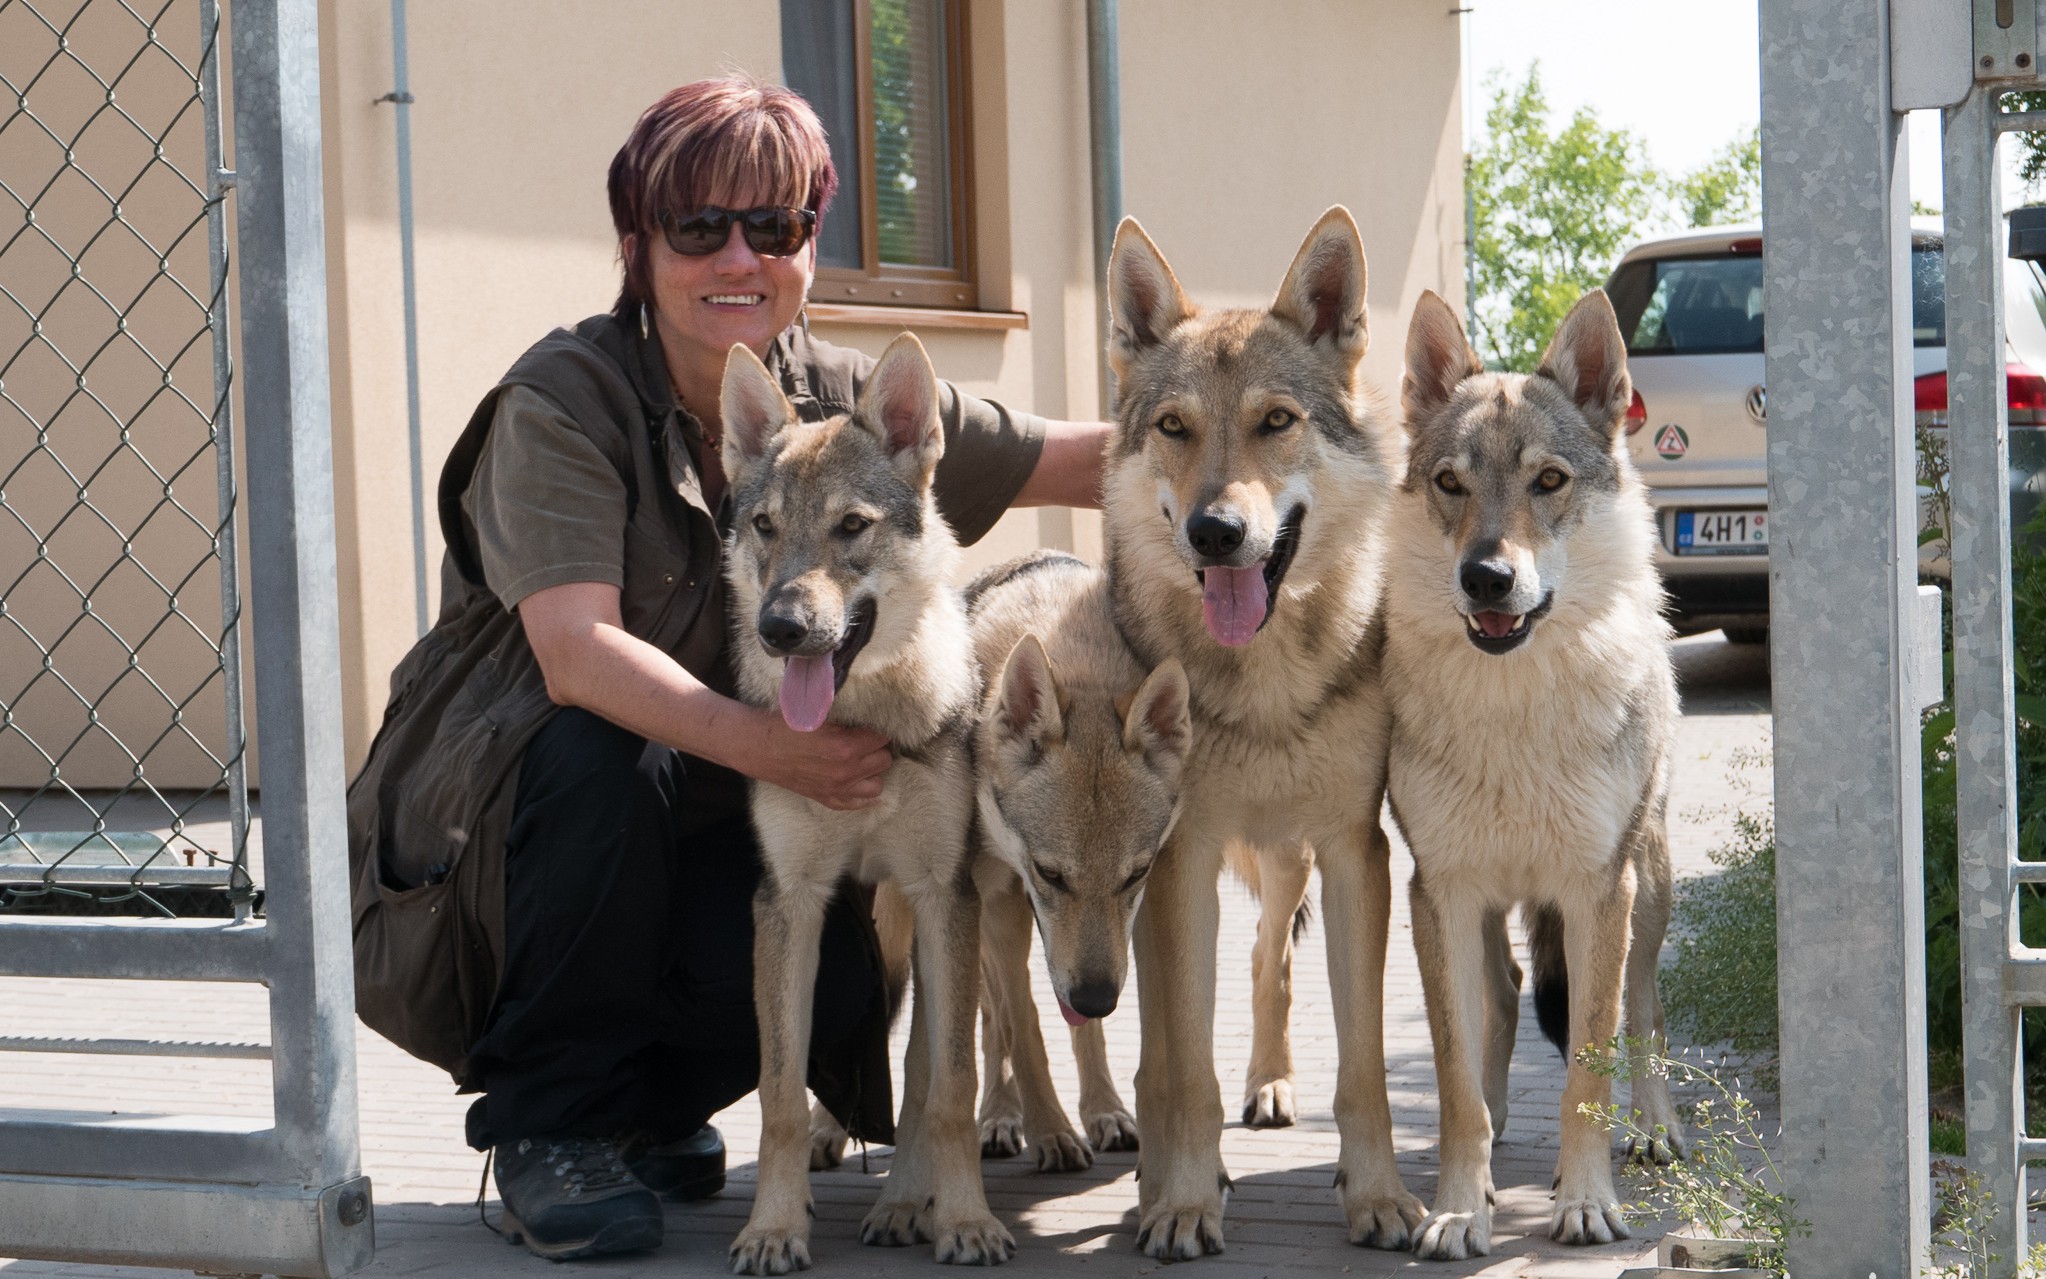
[1914,362,2046,428]
[1625,388,1647,436]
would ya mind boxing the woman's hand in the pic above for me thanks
[729,709,893,811]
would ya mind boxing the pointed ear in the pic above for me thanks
[719,343,795,486]
[995,634,1064,753]
[853,332,943,483]
[1402,290,1484,430]
[1107,217,1195,376]
[1121,657,1191,772]
[1536,289,1632,440]
[1271,206,1368,358]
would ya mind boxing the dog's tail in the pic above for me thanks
[1527,902,1570,1059]
[1291,897,1314,945]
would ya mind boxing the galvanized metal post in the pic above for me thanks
[230,0,365,1195]
[1760,0,1930,1270]
[1948,83,2027,1267]
[1087,0,1121,417]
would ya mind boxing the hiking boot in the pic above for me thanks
[623,1125,726,1201]
[494,1135,663,1260]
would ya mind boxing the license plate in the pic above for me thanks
[1675,509,1768,554]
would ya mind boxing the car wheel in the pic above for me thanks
[1722,625,1769,645]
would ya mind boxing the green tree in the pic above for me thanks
[1674,126,1761,228]
[1466,66,1664,370]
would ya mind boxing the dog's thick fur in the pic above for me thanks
[721,333,1012,1273]
[965,551,1191,1171]
[1103,207,1424,1257]
[1384,290,1683,1260]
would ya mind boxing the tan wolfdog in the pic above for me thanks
[1103,206,1424,1257]
[721,333,1012,1273]
[1385,290,1683,1260]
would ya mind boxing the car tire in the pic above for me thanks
[1722,625,1769,645]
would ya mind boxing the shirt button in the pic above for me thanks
[686,578,697,588]
[662,573,674,585]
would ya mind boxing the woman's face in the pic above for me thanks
[644,183,815,375]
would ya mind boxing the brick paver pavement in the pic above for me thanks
[0,634,1773,1277]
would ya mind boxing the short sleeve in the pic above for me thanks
[464,385,628,609]
[931,382,1046,547]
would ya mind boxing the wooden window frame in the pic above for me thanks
[809,0,978,311]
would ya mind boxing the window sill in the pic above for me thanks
[805,302,1028,332]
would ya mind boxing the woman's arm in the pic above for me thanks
[1011,418,1114,509]
[517,580,893,811]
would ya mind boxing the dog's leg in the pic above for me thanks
[1132,828,1229,1260]
[1409,873,1498,1260]
[1073,1017,1138,1152]
[1623,817,1684,1163]
[980,878,1092,1171]
[1243,840,1311,1128]
[1481,907,1523,1141]
[1319,822,1425,1250]
[864,949,935,1246]
[976,978,1026,1158]
[731,879,831,1276]
[1549,863,1637,1246]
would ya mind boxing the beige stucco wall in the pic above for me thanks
[0,0,1456,786]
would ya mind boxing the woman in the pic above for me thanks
[345,76,1108,1261]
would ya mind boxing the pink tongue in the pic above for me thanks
[1475,611,1520,639]
[1057,998,1090,1027]
[1201,564,1269,647]
[780,654,836,732]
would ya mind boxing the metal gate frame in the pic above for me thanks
[0,1,370,1274]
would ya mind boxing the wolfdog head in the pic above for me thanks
[1397,288,1654,654]
[1103,206,1394,647]
[720,332,955,729]
[977,633,1190,1022]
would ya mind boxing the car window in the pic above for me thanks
[1609,245,1949,354]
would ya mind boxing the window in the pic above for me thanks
[1608,244,1949,355]
[782,0,977,309]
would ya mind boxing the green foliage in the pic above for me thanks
[2005,91,2046,193]
[1465,66,1665,371]
[1580,1042,1807,1275]
[1662,804,1780,1083]
[1926,1160,2046,1276]
[1672,126,1762,229]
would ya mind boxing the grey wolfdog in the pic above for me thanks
[720,333,1012,1273]
[1102,206,1424,1258]
[1385,289,1683,1260]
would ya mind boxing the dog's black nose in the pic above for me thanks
[1065,980,1120,1020]
[1460,559,1516,605]
[1186,511,1246,559]
[758,612,810,654]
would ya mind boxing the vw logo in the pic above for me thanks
[1745,384,1767,423]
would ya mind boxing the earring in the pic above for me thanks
[640,302,651,340]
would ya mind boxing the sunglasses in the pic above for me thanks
[657,205,817,258]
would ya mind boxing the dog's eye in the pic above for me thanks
[1535,468,1569,492]
[752,513,775,536]
[1434,471,1463,495]
[1120,864,1151,893]
[1033,863,1069,891]
[1261,408,1298,433]
[839,513,873,535]
[1156,414,1186,438]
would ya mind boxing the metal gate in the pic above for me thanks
[0,0,369,1273]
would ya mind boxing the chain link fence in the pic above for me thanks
[0,0,251,919]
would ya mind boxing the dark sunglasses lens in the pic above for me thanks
[667,211,731,255]
[742,209,811,256]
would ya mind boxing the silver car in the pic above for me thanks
[1604,219,2046,641]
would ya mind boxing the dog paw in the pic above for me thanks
[978,1115,1025,1159]
[1340,1181,1424,1250]
[1136,1201,1226,1260]
[859,1197,930,1248]
[1550,1194,1629,1245]
[1030,1128,1094,1173]
[1624,1127,1685,1166]
[1084,1108,1140,1152]
[1412,1207,1491,1260]
[931,1213,1017,1266]
[730,1227,813,1275]
[1241,1079,1297,1128]
[809,1118,849,1171]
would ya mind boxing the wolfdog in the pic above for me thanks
[721,332,1012,1273]
[966,551,1190,1170]
[1103,206,1424,1257]
[1385,290,1683,1260]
